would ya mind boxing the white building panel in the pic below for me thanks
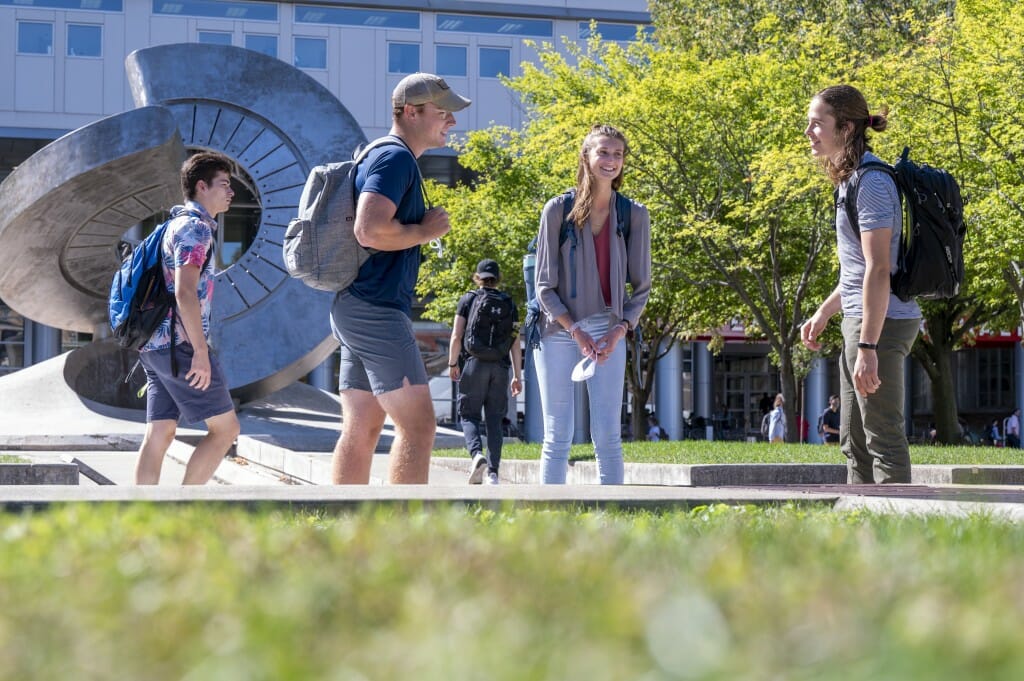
[15,57,55,112]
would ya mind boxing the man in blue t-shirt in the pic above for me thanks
[329,73,470,484]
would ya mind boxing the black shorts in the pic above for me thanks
[139,343,235,424]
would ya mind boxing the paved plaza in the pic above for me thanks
[3,353,1024,519]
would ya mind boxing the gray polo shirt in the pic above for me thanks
[836,152,921,320]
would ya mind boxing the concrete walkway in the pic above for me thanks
[4,353,1024,520]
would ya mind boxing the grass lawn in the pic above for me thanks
[2,504,1024,680]
[435,440,1024,466]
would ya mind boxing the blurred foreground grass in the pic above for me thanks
[2,503,1023,680]
[437,439,1024,465]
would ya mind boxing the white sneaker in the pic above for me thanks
[468,453,487,484]
[484,471,499,485]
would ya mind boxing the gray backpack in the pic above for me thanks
[283,136,407,291]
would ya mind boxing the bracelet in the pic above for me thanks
[857,342,878,350]
[448,363,457,367]
[567,321,581,337]
[615,322,629,334]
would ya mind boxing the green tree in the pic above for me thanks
[858,0,1024,442]
[422,30,846,439]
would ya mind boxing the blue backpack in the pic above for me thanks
[109,207,207,375]
[523,190,633,349]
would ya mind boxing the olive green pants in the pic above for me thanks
[840,317,920,484]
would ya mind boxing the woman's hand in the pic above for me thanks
[570,327,600,359]
[594,323,628,364]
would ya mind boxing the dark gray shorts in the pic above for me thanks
[330,291,428,395]
[139,343,235,424]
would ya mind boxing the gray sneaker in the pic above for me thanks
[484,471,499,485]
[468,452,487,484]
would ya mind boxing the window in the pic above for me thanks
[295,4,418,30]
[245,34,277,58]
[436,45,466,78]
[294,37,326,69]
[198,31,232,46]
[0,300,25,376]
[578,22,654,42]
[0,0,122,10]
[153,0,276,21]
[388,42,419,74]
[958,346,1015,411]
[437,14,552,37]
[479,47,509,78]
[67,24,102,57]
[18,22,53,55]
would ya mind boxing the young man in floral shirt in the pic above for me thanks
[134,152,240,484]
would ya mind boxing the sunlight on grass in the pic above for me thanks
[1,504,1023,680]
[436,440,1024,466]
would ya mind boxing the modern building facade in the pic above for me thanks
[2,0,1020,441]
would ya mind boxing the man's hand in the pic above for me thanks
[853,349,880,397]
[801,315,828,351]
[187,346,212,391]
[421,206,452,241]
[510,376,522,396]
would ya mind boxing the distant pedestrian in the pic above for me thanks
[1006,408,1021,449]
[768,393,786,443]
[447,259,522,485]
[647,414,668,441]
[821,394,840,444]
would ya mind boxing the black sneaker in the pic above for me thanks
[468,452,487,484]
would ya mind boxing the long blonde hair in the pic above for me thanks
[813,85,889,186]
[567,124,629,228]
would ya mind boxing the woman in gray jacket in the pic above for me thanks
[534,124,652,484]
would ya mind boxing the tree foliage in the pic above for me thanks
[419,0,1024,442]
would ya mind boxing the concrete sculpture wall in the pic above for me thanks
[0,44,367,405]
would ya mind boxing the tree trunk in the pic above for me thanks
[628,327,672,441]
[777,350,800,443]
[912,333,959,444]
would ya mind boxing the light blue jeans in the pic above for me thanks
[535,312,626,484]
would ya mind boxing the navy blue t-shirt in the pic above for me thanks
[349,140,426,315]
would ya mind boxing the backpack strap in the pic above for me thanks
[838,161,896,237]
[559,189,635,300]
[559,190,578,299]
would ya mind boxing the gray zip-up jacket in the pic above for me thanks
[535,192,652,338]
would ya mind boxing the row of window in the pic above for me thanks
[16,19,511,77]
[17,21,101,57]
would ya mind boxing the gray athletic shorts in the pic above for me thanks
[330,290,428,395]
[139,343,235,424]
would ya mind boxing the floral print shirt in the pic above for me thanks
[140,202,216,353]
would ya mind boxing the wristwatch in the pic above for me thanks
[857,342,878,350]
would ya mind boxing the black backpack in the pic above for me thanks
[523,190,634,349]
[840,147,966,302]
[464,288,516,361]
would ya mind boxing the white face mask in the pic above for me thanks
[571,356,597,382]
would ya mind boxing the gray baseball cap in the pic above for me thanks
[392,73,471,112]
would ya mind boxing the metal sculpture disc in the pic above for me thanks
[0,44,368,404]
